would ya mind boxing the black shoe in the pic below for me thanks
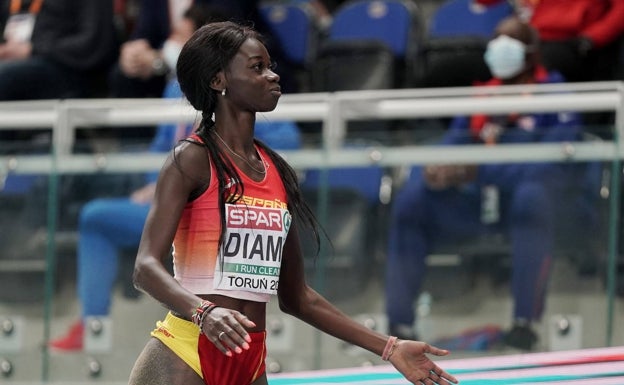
[503,324,538,351]
[389,323,418,341]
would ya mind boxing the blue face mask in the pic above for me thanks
[484,35,527,79]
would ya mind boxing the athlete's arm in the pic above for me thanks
[277,223,458,385]
[133,141,256,354]
[133,141,210,318]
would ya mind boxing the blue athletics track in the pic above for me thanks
[268,346,624,385]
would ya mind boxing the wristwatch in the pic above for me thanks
[151,56,168,76]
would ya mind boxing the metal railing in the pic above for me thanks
[1,82,623,177]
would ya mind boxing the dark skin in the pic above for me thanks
[424,17,538,190]
[128,38,458,385]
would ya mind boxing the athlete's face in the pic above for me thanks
[224,38,281,113]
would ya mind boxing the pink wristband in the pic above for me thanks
[381,336,398,361]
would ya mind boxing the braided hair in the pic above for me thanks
[175,21,320,253]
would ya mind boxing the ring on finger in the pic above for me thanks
[218,331,226,340]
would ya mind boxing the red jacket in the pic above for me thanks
[530,0,624,48]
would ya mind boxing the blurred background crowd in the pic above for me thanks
[1,0,622,151]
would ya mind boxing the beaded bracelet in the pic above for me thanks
[381,336,398,361]
[191,300,219,328]
[198,303,219,329]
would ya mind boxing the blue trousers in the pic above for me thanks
[77,198,150,318]
[385,175,554,327]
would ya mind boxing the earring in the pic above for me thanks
[221,88,226,96]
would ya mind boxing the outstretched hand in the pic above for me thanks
[389,340,458,384]
[201,307,256,356]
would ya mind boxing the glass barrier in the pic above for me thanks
[0,83,622,383]
[0,101,56,383]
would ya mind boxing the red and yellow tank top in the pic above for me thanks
[172,135,291,302]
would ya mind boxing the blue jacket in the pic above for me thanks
[439,69,583,191]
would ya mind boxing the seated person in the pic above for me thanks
[524,0,624,83]
[523,0,624,135]
[110,0,297,99]
[384,16,586,351]
[110,0,202,98]
[0,0,116,100]
[0,0,117,150]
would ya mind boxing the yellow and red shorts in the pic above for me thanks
[151,312,267,384]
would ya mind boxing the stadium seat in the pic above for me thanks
[310,0,424,143]
[299,164,390,298]
[414,0,513,88]
[327,0,422,59]
[313,0,424,91]
[301,165,385,206]
[259,1,321,92]
[428,0,513,39]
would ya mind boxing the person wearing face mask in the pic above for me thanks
[384,16,592,351]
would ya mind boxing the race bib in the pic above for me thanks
[4,13,35,43]
[214,204,291,295]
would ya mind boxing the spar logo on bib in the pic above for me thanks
[214,204,291,294]
[228,206,285,232]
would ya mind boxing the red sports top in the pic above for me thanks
[172,134,291,302]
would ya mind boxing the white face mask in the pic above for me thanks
[162,39,183,73]
[484,35,527,79]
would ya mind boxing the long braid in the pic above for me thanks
[254,140,321,254]
[195,119,245,250]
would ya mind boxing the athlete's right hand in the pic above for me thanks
[201,307,256,356]
[389,339,459,384]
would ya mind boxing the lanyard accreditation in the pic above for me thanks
[10,0,44,15]
[4,0,44,42]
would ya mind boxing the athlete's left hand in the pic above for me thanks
[389,339,459,384]
[201,307,256,356]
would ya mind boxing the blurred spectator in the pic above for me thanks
[0,0,117,100]
[107,0,296,144]
[109,0,206,99]
[384,16,586,351]
[109,0,297,99]
[519,0,624,83]
[0,0,117,151]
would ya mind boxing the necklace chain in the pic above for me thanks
[213,130,266,174]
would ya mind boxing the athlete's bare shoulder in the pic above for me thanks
[159,137,211,192]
